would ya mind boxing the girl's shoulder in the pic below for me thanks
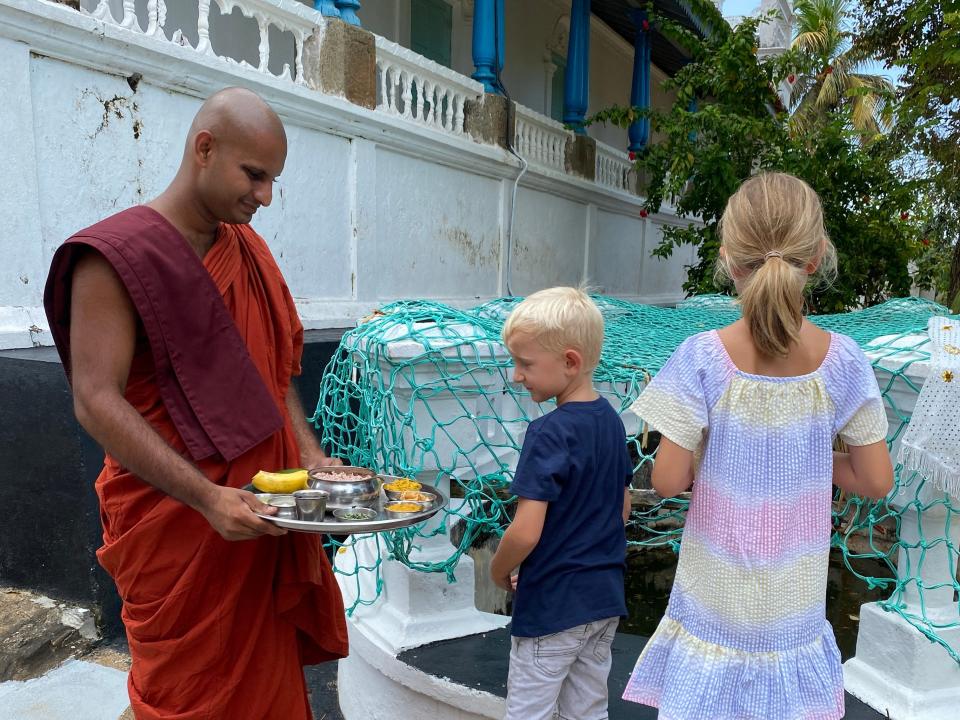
[820,331,870,372]
[817,331,880,399]
[655,331,735,403]
[671,330,724,362]
[658,331,730,379]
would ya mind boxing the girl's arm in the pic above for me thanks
[490,498,548,591]
[651,437,695,497]
[833,443,894,499]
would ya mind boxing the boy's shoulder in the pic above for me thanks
[527,400,624,446]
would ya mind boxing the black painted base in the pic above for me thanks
[0,329,345,640]
[399,627,886,719]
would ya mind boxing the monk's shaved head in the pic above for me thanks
[185,87,286,158]
[167,87,287,227]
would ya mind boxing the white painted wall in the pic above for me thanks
[0,0,691,349]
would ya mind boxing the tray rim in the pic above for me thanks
[247,474,448,534]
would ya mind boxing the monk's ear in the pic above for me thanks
[194,130,215,167]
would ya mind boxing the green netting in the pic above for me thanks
[310,295,960,663]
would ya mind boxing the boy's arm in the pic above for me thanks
[490,498,548,591]
[622,487,632,524]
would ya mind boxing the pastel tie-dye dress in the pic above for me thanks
[623,330,888,720]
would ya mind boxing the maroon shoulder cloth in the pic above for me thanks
[43,206,283,462]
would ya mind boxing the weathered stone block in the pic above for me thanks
[303,21,376,110]
[565,134,597,181]
[464,93,515,149]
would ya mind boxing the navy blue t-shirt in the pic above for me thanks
[509,397,632,637]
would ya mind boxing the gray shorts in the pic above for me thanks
[505,616,619,720]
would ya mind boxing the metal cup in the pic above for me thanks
[267,495,298,520]
[293,489,329,522]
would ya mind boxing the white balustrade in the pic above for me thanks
[513,103,571,172]
[374,36,483,136]
[595,139,635,193]
[82,0,321,84]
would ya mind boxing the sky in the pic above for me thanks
[719,0,903,85]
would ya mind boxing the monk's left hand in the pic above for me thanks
[303,448,344,469]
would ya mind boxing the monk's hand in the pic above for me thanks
[201,486,288,541]
[303,447,344,469]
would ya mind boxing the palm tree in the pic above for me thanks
[788,0,894,137]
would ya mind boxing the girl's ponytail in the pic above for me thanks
[718,172,836,357]
[738,255,806,357]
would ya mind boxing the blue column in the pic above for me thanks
[315,0,340,18]
[688,97,698,142]
[472,0,505,93]
[563,0,591,134]
[335,0,361,26]
[628,9,651,152]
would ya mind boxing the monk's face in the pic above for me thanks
[196,129,287,225]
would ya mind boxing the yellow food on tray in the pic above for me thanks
[252,468,308,494]
[383,477,421,492]
[385,502,421,513]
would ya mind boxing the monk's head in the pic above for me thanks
[183,87,287,225]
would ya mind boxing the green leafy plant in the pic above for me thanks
[587,11,919,312]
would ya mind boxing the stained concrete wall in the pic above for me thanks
[0,0,692,351]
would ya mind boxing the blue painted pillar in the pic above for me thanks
[335,0,361,26]
[472,0,505,93]
[628,9,651,152]
[563,0,591,133]
[315,0,340,18]
[688,97,698,141]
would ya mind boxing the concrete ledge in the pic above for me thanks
[844,602,960,720]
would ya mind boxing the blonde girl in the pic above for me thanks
[622,172,893,719]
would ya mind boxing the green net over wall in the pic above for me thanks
[311,296,960,663]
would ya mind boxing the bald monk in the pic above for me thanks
[43,87,348,718]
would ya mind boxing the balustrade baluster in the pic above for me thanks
[401,72,412,118]
[197,0,212,54]
[294,30,305,84]
[257,15,270,72]
[386,65,397,113]
[414,76,424,120]
[453,95,464,133]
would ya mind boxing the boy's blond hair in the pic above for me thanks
[502,287,604,370]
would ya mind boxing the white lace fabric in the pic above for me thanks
[897,316,960,499]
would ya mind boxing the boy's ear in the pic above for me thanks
[564,348,584,372]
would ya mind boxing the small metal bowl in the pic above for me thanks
[293,489,328,522]
[384,501,425,518]
[265,494,297,519]
[308,466,381,509]
[383,481,423,501]
[393,490,437,506]
[332,507,379,522]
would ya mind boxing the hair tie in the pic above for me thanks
[763,251,783,262]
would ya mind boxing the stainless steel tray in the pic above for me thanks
[247,476,447,534]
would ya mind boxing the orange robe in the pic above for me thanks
[94,223,348,719]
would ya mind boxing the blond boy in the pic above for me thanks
[491,287,632,720]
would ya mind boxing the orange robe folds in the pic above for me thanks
[93,223,347,718]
